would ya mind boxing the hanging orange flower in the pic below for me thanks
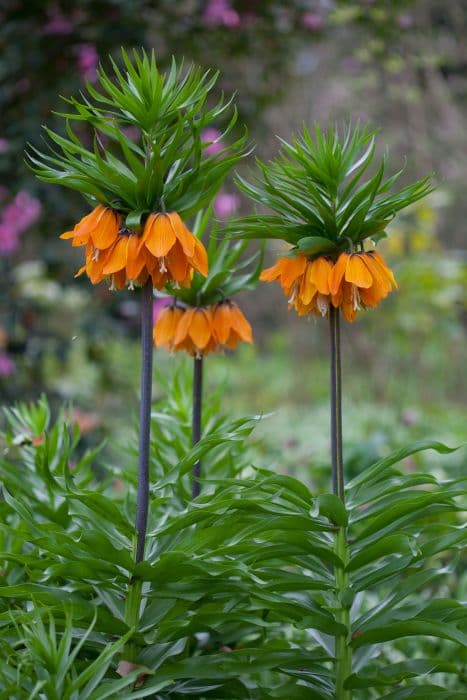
[141,212,208,286]
[61,207,209,291]
[329,251,398,322]
[260,250,397,322]
[61,205,121,250]
[260,254,334,318]
[153,301,253,356]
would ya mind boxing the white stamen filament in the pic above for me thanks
[351,285,361,311]
[316,293,330,317]
[159,257,167,273]
[287,282,299,306]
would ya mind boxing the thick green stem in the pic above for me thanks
[191,355,203,498]
[124,279,153,660]
[329,306,351,698]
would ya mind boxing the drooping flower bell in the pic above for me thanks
[260,254,334,318]
[329,251,398,322]
[153,301,253,357]
[260,250,397,322]
[61,206,208,291]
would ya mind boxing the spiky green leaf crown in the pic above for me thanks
[158,207,263,307]
[227,124,433,257]
[27,49,249,228]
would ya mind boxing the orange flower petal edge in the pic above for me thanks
[260,251,397,321]
[154,301,253,356]
[61,208,209,292]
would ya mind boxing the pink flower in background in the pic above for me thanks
[203,0,240,28]
[77,44,99,82]
[301,12,323,32]
[44,5,74,35]
[153,297,172,324]
[0,353,15,377]
[0,191,42,256]
[0,139,10,154]
[201,128,225,156]
[214,192,240,218]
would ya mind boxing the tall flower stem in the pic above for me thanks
[135,279,154,563]
[329,305,351,699]
[191,355,203,498]
[329,305,344,501]
[124,279,153,658]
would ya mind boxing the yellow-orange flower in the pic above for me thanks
[62,207,209,291]
[141,212,208,287]
[153,301,253,356]
[260,254,334,318]
[61,205,121,250]
[260,250,397,322]
[329,251,398,322]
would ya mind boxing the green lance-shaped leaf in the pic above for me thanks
[226,122,433,256]
[27,49,248,219]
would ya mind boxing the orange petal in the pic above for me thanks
[103,237,128,274]
[279,256,307,289]
[188,309,213,350]
[368,251,398,289]
[190,237,209,277]
[308,257,333,295]
[300,264,318,305]
[260,262,282,282]
[91,208,121,249]
[153,307,184,347]
[174,308,195,346]
[212,303,232,345]
[345,254,373,289]
[328,253,349,296]
[168,212,196,257]
[143,214,176,257]
[166,241,190,283]
[126,234,146,280]
[230,304,253,343]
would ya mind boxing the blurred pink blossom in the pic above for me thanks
[201,128,225,156]
[203,0,240,28]
[153,297,172,324]
[0,139,10,154]
[0,191,42,255]
[44,6,74,35]
[214,192,240,218]
[0,353,15,377]
[301,12,323,31]
[77,44,99,82]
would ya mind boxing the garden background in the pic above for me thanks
[1,0,466,482]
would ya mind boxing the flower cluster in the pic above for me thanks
[61,206,208,291]
[154,301,253,357]
[260,250,397,322]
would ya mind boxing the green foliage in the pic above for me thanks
[228,123,433,256]
[160,207,263,307]
[28,49,248,222]
[1,392,465,697]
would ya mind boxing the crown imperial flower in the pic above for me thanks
[154,301,252,356]
[260,250,397,322]
[61,207,208,291]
